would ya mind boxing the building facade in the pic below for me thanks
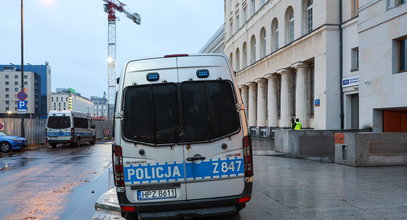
[91,93,108,119]
[0,63,51,118]
[213,0,407,134]
[51,88,94,116]
[224,0,343,133]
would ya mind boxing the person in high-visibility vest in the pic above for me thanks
[294,118,302,130]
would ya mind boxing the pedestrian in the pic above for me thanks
[291,118,296,129]
[294,118,302,130]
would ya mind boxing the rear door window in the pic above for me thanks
[180,81,240,143]
[123,83,179,145]
[47,116,71,129]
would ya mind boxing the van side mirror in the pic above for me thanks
[117,77,120,84]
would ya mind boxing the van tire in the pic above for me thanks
[0,142,11,153]
[75,138,81,147]
[90,137,96,145]
[51,143,57,148]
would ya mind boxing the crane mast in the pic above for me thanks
[103,0,140,120]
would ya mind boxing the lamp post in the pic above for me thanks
[20,0,25,137]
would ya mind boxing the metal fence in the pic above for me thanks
[0,118,113,144]
[0,118,47,144]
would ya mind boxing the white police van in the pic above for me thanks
[46,110,96,148]
[113,54,253,219]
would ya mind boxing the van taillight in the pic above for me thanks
[242,136,253,177]
[71,128,75,137]
[112,144,124,187]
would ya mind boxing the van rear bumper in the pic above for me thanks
[117,182,252,219]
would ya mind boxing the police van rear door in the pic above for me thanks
[177,55,246,200]
[121,57,187,203]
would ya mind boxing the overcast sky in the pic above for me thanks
[0,0,224,98]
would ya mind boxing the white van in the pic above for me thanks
[46,110,96,148]
[113,54,253,219]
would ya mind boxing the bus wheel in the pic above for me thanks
[51,143,57,148]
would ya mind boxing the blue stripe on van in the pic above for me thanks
[47,132,94,137]
[124,157,244,184]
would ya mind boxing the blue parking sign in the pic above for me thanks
[17,100,27,113]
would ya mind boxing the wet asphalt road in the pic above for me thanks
[0,142,112,220]
[2,143,407,220]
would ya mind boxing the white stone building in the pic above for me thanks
[210,0,407,134]
[51,90,94,116]
[357,0,407,132]
[91,95,108,119]
[224,0,345,133]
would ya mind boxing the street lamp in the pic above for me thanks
[20,0,25,138]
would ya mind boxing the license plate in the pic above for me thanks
[137,188,176,201]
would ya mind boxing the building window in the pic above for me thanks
[56,97,59,102]
[387,0,407,9]
[5,75,9,79]
[242,42,247,68]
[15,81,18,85]
[5,81,9,85]
[5,107,9,111]
[24,75,28,79]
[236,13,240,30]
[5,88,9,92]
[351,47,359,71]
[229,53,234,70]
[52,97,54,102]
[250,0,255,16]
[260,28,267,59]
[396,37,407,72]
[24,82,28,85]
[305,0,313,34]
[272,18,279,52]
[5,101,9,105]
[14,75,18,79]
[236,48,240,71]
[351,0,359,17]
[230,21,234,35]
[286,7,295,44]
[243,7,247,23]
[6,94,9,98]
[250,35,256,64]
[15,88,18,92]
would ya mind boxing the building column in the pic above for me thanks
[265,73,278,127]
[255,78,267,127]
[239,85,249,119]
[278,68,292,128]
[247,81,257,127]
[292,62,309,128]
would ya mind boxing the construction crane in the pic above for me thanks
[103,0,141,120]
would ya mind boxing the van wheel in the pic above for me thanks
[0,142,11,153]
[51,143,57,148]
[75,138,81,147]
[90,137,96,145]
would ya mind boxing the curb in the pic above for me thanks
[94,188,121,212]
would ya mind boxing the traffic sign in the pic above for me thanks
[0,121,4,131]
[17,100,27,113]
[17,91,28,101]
